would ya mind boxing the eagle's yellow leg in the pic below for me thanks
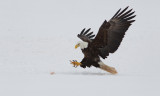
[70,60,81,67]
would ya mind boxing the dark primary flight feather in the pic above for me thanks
[91,6,136,59]
[77,28,95,42]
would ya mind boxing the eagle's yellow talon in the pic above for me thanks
[70,60,81,67]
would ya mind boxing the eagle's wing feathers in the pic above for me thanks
[92,6,136,58]
[78,28,95,42]
[92,20,110,48]
[107,6,136,53]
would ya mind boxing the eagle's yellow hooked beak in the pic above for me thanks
[75,44,80,49]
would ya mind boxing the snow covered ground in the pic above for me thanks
[0,0,160,96]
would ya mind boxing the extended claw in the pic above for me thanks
[70,60,81,68]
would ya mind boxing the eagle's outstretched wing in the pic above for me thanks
[92,6,136,59]
[77,28,95,43]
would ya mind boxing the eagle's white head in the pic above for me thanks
[75,41,88,49]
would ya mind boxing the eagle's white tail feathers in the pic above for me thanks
[98,61,117,74]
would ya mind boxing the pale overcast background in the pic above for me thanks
[0,0,159,96]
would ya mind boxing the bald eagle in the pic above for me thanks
[70,6,136,74]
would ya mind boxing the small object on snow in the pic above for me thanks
[50,72,55,75]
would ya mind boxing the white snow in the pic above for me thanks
[0,0,160,96]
